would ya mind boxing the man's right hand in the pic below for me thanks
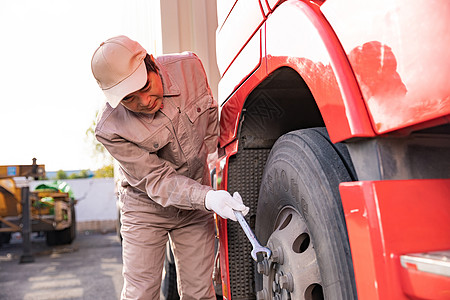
[205,190,249,221]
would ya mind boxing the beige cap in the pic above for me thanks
[91,35,147,108]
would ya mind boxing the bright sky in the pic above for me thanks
[0,0,161,172]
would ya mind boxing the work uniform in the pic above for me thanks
[95,52,218,300]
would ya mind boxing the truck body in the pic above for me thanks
[214,0,450,299]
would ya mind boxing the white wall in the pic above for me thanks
[29,178,117,223]
[159,0,220,100]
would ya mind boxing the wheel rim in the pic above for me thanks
[257,206,323,300]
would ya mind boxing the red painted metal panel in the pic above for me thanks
[340,179,450,300]
[265,0,376,142]
[217,214,230,299]
[322,0,450,134]
[215,141,239,299]
[399,267,450,300]
[219,65,267,147]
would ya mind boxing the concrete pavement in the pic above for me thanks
[0,231,123,300]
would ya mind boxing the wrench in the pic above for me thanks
[233,210,271,261]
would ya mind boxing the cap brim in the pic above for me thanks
[102,61,147,108]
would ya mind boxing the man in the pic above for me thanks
[91,35,249,299]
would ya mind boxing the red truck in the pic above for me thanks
[213,1,450,299]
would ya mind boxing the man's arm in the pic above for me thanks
[96,131,211,211]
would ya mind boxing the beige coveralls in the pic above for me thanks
[95,52,218,300]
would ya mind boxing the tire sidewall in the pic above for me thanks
[256,129,356,299]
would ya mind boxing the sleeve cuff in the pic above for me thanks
[191,185,213,212]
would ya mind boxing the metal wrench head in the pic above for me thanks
[251,246,272,262]
[233,209,272,261]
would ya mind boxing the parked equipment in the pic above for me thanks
[0,159,76,262]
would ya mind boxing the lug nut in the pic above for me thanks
[275,271,283,284]
[256,288,269,300]
[279,273,294,292]
[272,281,280,293]
[271,247,284,264]
[257,259,269,275]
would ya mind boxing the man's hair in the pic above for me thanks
[144,54,159,73]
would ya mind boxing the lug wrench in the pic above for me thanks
[233,210,271,261]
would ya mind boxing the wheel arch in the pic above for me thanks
[218,0,377,150]
[238,66,324,150]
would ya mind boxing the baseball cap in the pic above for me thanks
[91,35,148,108]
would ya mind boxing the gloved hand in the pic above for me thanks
[205,190,249,221]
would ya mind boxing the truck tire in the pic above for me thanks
[46,205,76,246]
[0,222,12,246]
[255,128,357,300]
[0,232,11,247]
[46,228,71,246]
[69,204,76,241]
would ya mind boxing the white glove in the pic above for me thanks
[205,190,249,221]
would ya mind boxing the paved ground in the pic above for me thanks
[0,231,123,300]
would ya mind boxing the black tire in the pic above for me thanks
[0,222,12,246]
[46,204,76,246]
[70,204,76,242]
[161,241,179,300]
[46,228,71,246]
[255,128,357,299]
[0,232,11,247]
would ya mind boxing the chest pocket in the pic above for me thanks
[140,126,183,166]
[185,95,212,147]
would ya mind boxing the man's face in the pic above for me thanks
[120,71,164,114]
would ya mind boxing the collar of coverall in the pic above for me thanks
[154,58,181,97]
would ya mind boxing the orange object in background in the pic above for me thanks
[0,161,76,247]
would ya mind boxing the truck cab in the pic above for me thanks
[214,1,450,299]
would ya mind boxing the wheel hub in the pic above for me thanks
[256,206,324,300]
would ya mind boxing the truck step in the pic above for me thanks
[400,250,450,277]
